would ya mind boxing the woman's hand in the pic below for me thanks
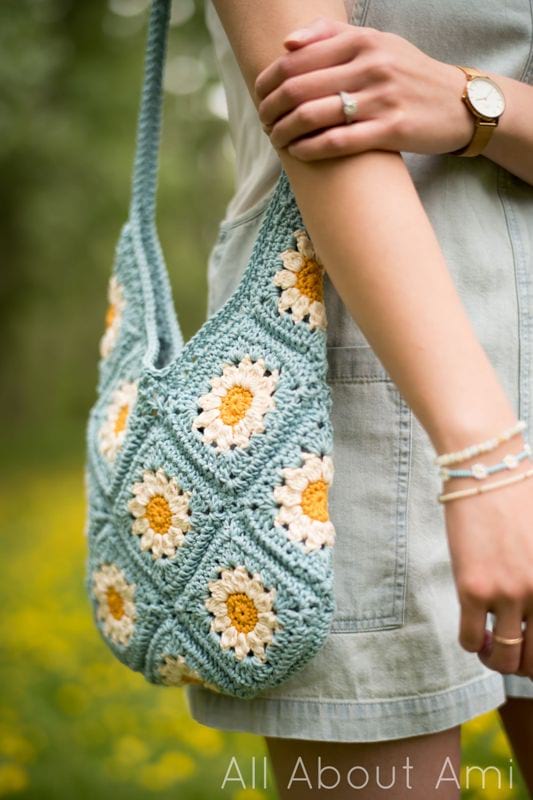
[442,448,533,679]
[254,15,474,160]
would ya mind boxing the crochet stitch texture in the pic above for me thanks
[84,0,336,699]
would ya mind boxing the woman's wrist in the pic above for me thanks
[426,400,520,461]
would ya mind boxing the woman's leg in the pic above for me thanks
[498,697,533,793]
[265,726,461,800]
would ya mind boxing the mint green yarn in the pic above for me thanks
[84,0,336,699]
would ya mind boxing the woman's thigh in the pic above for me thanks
[498,697,533,793]
[265,726,461,800]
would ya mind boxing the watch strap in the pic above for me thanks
[448,65,499,158]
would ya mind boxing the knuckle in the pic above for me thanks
[369,53,396,81]
[379,85,398,109]
[458,575,492,605]
[359,26,379,48]
[282,78,303,104]
[494,580,527,604]
[389,110,410,139]
[323,127,347,152]
[296,102,317,127]
[276,55,295,82]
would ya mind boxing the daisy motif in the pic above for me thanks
[205,565,281,662]
[128,468,192,560]
[92,563,136,646]
[158,655,218,691]
[273,228,327,330]
[273,452,335,553]
[100,276,125,358]
[193,356,278,453]
[99,380,138,463]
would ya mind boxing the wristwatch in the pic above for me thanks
[448,66,506,157]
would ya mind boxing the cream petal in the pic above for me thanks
[220,626,239,649]
[199,393,222,411]
[301,459,322,484]
[295,231,315,260]
[280,250,304,272]
[132,517,149,534]
[279,286,301,307]
[194,408,220,427]
[322,456,334,484]
[254,620,276,640]
[273,269,297,289]
[128,499,146,518]
[140,531,154,550]
[274,485,302,507]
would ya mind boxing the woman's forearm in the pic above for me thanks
[213,1,518,454]
[275,153,517,453]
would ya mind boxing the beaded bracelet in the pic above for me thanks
[438,466,533,503]
[434,419,527,467]
[439,443,532,481]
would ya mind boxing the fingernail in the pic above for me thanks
[285,27,311,42]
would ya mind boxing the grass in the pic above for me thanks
[0,462,529,799]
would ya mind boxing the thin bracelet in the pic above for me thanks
[434,420,527,467]
[438,465,533,503]
[439,443,532,481]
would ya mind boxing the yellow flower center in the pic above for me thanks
[226,592,259,633]
[105,303,117,329]
[219,385,254,426]
[301,479,329,522]
[295,258,324,303]
[114,404,129,435]
[106,586,125,619]
[145,495,172,534]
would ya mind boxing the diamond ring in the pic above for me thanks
[338,90,358,124]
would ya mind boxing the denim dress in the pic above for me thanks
[185,0,533,741]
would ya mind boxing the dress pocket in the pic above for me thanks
[326,345,411,633]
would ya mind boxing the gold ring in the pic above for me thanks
[492,633,524,646]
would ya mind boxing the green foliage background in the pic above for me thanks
[0,1,529,798]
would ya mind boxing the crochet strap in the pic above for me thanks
[130,0,171,221]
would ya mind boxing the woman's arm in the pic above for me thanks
[253,17,533,185]
[212,0,533,678]
[212,0,516,452]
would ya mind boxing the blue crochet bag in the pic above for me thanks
[84,0,336,699]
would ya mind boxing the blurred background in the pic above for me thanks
[0,1,528,797]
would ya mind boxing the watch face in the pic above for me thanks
[466,77,506,118]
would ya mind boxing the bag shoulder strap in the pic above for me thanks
[129,0,171,222]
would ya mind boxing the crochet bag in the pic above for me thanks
[84,0,336,699]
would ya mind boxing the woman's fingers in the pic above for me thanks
[458,592,488,653]
[257,58,377,127]
[266,91,367,149]
[478,605,525,675]
[282,15,346,49]
[254,26,376,111]
[256,28,357,101]
[284,118,390,160]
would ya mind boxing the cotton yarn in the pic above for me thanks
[84,0,337,699]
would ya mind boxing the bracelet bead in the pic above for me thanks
[438,465,533,503]
[434,419,527,467]
[439,443,532,481]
